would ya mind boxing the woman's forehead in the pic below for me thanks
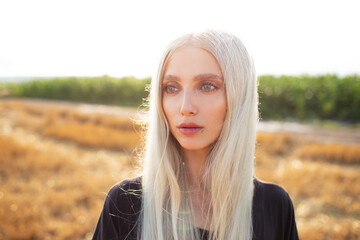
[163,46,222,79]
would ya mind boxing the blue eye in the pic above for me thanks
[201,83,216,91]
[166,86,178,93]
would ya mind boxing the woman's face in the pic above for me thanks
[162,46,227,152]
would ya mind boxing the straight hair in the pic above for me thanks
[140,29,259,240]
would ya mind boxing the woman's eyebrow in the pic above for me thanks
[163,74,179,82]
[163,73,223,82]
[194,73,223,81]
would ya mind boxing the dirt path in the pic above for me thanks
[258,121,360,144]
[1,98,139,118]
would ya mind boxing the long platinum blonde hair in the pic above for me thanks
[140,29,258,240]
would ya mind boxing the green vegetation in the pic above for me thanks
[1,74,359,122]
[2,76,151,107]
[258,74,360,122]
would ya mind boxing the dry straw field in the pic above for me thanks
[0,98,359,239]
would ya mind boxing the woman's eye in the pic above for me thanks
[165,86,178,93]
[201,83,216,91]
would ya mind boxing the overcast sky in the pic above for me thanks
[0,0,359,79]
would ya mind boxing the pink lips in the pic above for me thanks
[178,122,203,135]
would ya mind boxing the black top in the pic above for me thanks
[92,177,299,240]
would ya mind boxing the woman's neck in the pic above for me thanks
[182,148,209,188]
[182,148,212,230]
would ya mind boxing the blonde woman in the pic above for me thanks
[92,30,299,240]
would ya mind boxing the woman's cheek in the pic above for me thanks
[163,97,178,125]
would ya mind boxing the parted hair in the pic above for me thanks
[140,29,259,240]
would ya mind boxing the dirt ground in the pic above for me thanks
[0,98,359,239]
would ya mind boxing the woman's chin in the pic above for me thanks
[178,141,211,152]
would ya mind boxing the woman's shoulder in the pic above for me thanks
[107,176,142,203]
[252,178,299,239]
[253,178,296,219]
[108,176,142,197]
[92,176,143,239]
[253,177,293,204]
[104,176,143,218]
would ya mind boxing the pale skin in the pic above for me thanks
[162,46,227,230]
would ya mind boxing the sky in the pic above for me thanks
[0,0,359,80]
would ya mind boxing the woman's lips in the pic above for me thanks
[178,127,203,135]
[177,123,203,135]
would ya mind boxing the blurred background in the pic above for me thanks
[0,0,359,239]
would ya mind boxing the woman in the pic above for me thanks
[92,30,299,240]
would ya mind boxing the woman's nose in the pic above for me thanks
[180,88,197,117]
